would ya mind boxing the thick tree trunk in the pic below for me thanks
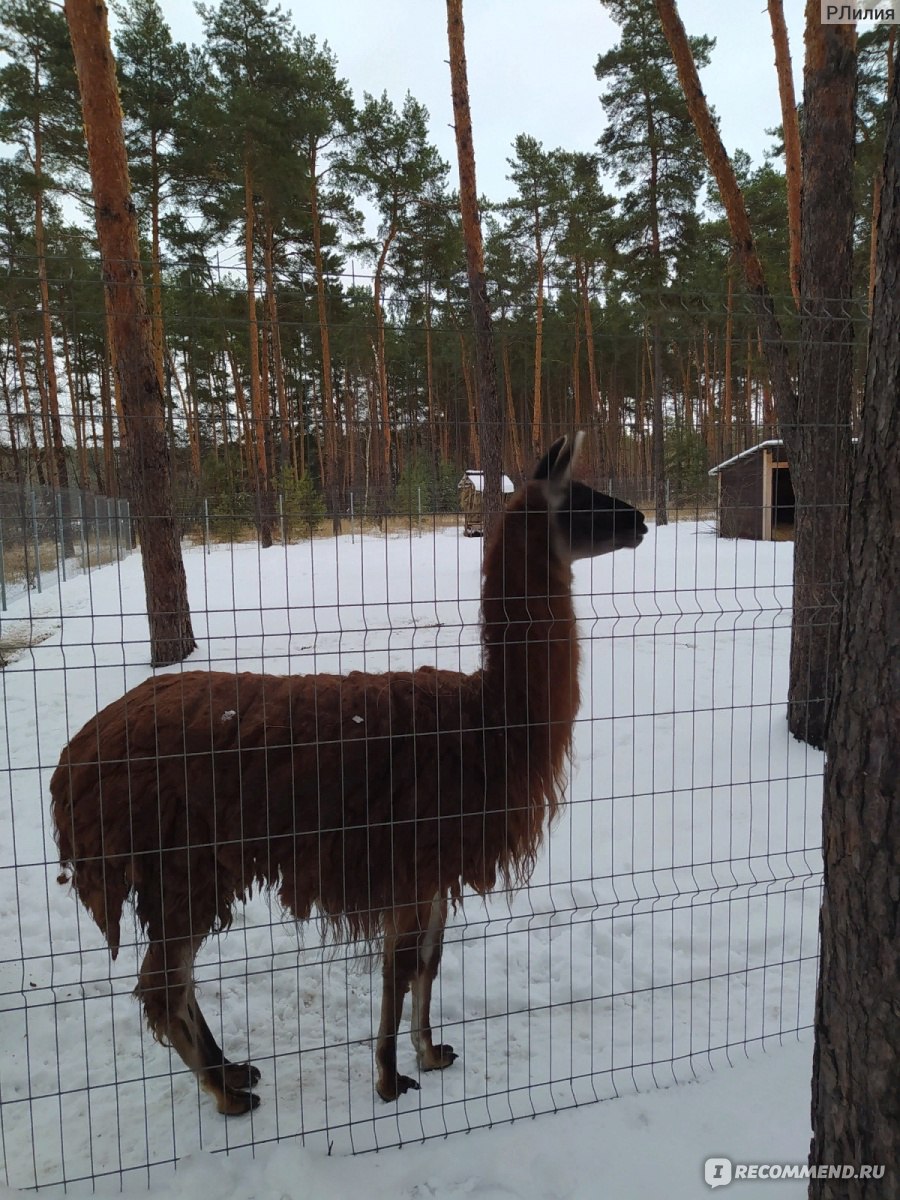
[64,0,195,667]
[446,0,504,528]
[788,10,856,750]
[657,0,854,750]
[809,43,900,1196]
[768,0,802,308]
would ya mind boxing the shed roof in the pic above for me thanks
[708,440,784,476]
[459,471,516,494]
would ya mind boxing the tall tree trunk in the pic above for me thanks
[372,222,396,487]
[788,9,856,750]
[65,0,195,666]
[657,0,854,749]
[768,0,802,308]
[809,43,900,1195]
[655,0,799,455]
[308,145,341,533]
[531,223,545,458]
[242,158,273,547]
[446,0,504,526]
[646,104,668,526]
[149,129,166,389]
[167,346,200,481]
[502,337,524,478]
[62,326,87,489]
[723,269,734,459]
[262,216,290,479]
[866,29,895,311]
[11,316,46,485]
[1,346,23,486]
[652,315,667,525]
[32,102,69,495]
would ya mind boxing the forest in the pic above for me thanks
[0,0,893,531]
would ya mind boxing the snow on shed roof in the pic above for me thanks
[708,440,784,476]
[459,471,517,494]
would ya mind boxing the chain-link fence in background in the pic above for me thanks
[0,482,131,614]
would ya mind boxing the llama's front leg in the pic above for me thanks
[410,894,456,1072]
[375,921,420,1101]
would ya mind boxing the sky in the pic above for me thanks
[141,0,811,204]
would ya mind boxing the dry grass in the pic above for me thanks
[2,536,124,590]
[184,512,465,547]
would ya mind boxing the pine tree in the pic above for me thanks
[343,90,447,491]
[0,0,83,495]
[194,0,305,546]
[112,0,191,399]
[446,0,503,533]
[596,0,713,523]
[64,0,195,666]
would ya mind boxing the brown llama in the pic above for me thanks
[51,434,647,1115]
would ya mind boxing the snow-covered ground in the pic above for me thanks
[0,518,824,1196]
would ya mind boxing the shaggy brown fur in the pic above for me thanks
[51,435,646,1114]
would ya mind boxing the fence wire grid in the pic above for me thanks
[0,456,825,1195]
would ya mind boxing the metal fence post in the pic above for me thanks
[204,498,211,554]
[349,492,355,545]
[94,495,102,565]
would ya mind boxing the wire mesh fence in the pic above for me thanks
[0,483,131,616]
[0,456,823,1192]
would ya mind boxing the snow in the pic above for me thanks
[0,518,823,1196]
[707,440,784,475]
[460,471,517,493]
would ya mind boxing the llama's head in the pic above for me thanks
[534,433,648,560]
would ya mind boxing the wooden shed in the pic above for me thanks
[457,470,516,536]
[708,440,795,540]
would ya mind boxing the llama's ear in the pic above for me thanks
[533,432,584,484]
[533,436,568,481]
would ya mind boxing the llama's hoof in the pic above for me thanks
[218,1088,261,1116]
[420,1044,457,1071]
[222,1060,261,1090]
[377,1073,420,1102]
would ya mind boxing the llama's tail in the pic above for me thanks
[50,755,130,960]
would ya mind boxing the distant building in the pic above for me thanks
[457,470,516,537]
[708,441,795,540]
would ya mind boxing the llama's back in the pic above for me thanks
[51,666,540,951]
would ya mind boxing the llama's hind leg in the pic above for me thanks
[187,985,262,1093]
[137,939,259,1116]
[410,894,456,1072]
[375,912,421,1102]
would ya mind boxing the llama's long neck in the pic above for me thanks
[479,486,581,778]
